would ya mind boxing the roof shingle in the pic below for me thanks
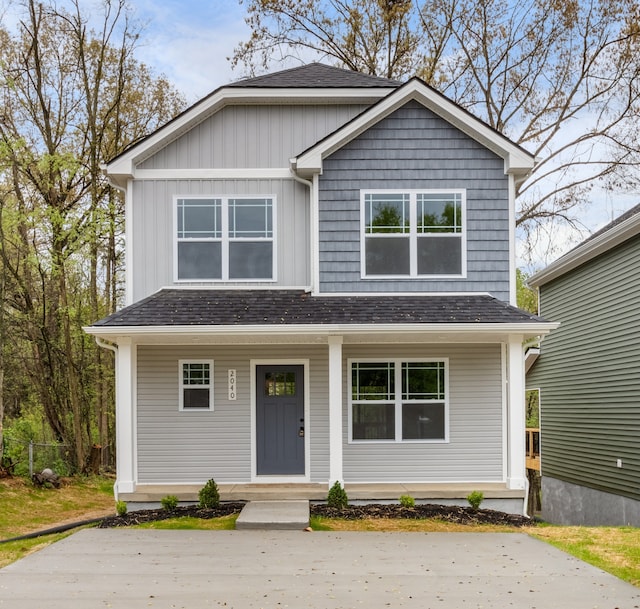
[227,63,401,88]
[93,290,546,327]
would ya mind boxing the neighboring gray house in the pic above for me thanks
[527,204,640,525]
[86,63,554,513]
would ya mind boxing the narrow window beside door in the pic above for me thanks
[179,360,214,411]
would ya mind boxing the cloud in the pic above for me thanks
[130,0,250,101]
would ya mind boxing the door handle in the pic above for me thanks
[298,426,305,437]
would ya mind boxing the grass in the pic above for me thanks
[1,476,640,589]
[0,476,115,538]
[0,476,115,568]
[309,516,529,533]
[136,514,238,530]
[531,525,640,587]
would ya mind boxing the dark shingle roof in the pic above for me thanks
[578,202,640,247]
[227,63,401,89]
[93,290,546,327]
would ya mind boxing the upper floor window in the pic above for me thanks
[176,196,275,281]
[361,190,465,278]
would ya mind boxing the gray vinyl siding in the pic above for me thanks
[136,345,329,484]
[527,234,640,502]
[139,104,370,170]
[343,344,504,483]
[136,342,504,485]
[318,101,511,299]
[130,179,310,302]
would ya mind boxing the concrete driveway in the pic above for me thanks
[1,529,639,608]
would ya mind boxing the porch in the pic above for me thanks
[119,481,525,506]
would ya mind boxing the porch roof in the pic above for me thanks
[92,289,547,328]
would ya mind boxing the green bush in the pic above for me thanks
[327,481,348,509]
[161,495,179,510]
[199,478,220,509]
[116,500,128,516]
[399,494,415,508]
[467,490,484,510]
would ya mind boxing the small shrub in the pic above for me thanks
[399,494,415,508]
[199,478,220,509]
[116,500,128,516]
[467,490,484,510]
[161,495,179,510]
[327,481,348,509]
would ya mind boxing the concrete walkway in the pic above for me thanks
[1,529,639,609]
[235,500,310,529]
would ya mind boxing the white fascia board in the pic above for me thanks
[294,80,535,178]
[524,347,540,374]
[529,212,640,287]
[84,322,557,341]
[105,87,394,181]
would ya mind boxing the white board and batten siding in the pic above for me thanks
[138,104,372,170]
[130,103,369,302]
[136,343,503,485]
[130,178,310,302]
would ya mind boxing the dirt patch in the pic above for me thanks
[96,502,532,528]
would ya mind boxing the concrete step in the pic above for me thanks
[235,500,310,530]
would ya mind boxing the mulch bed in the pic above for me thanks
[97,502,533,528]
[97,503,246,528]
[311,503,534,527]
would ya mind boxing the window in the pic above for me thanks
[264,371,297,396]
[362,190,464,277]
[350,359,448,442]
[179,360,214,411]
[176,196,275,281]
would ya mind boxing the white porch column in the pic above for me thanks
[507,335,526,490]
[328,335,344,486]
[115,337,136,497]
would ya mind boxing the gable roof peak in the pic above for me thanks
[227,62,402,89]
[293,76,535,180]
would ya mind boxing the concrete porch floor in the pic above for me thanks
[120,482,525,504]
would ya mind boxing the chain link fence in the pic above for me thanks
[1,437,72,478]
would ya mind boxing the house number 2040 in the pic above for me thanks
[228,369,237,401]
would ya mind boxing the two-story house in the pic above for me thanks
[527,204,640,525]
[87,63,555,514]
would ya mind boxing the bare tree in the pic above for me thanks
[233,0,640,242]
[234,0,424,78]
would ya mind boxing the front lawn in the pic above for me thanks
[1,476,639,589]
[0,476,115,567]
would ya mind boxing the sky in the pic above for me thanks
[128,0,640,271]
[1,0,637,270]
[130,0,252,102]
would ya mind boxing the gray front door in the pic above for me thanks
[256,365,305,475]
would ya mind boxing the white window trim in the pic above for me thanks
[360,189,467,279]
[179,359,214,412]
[348,357,450,444]
[173,195,277,283]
